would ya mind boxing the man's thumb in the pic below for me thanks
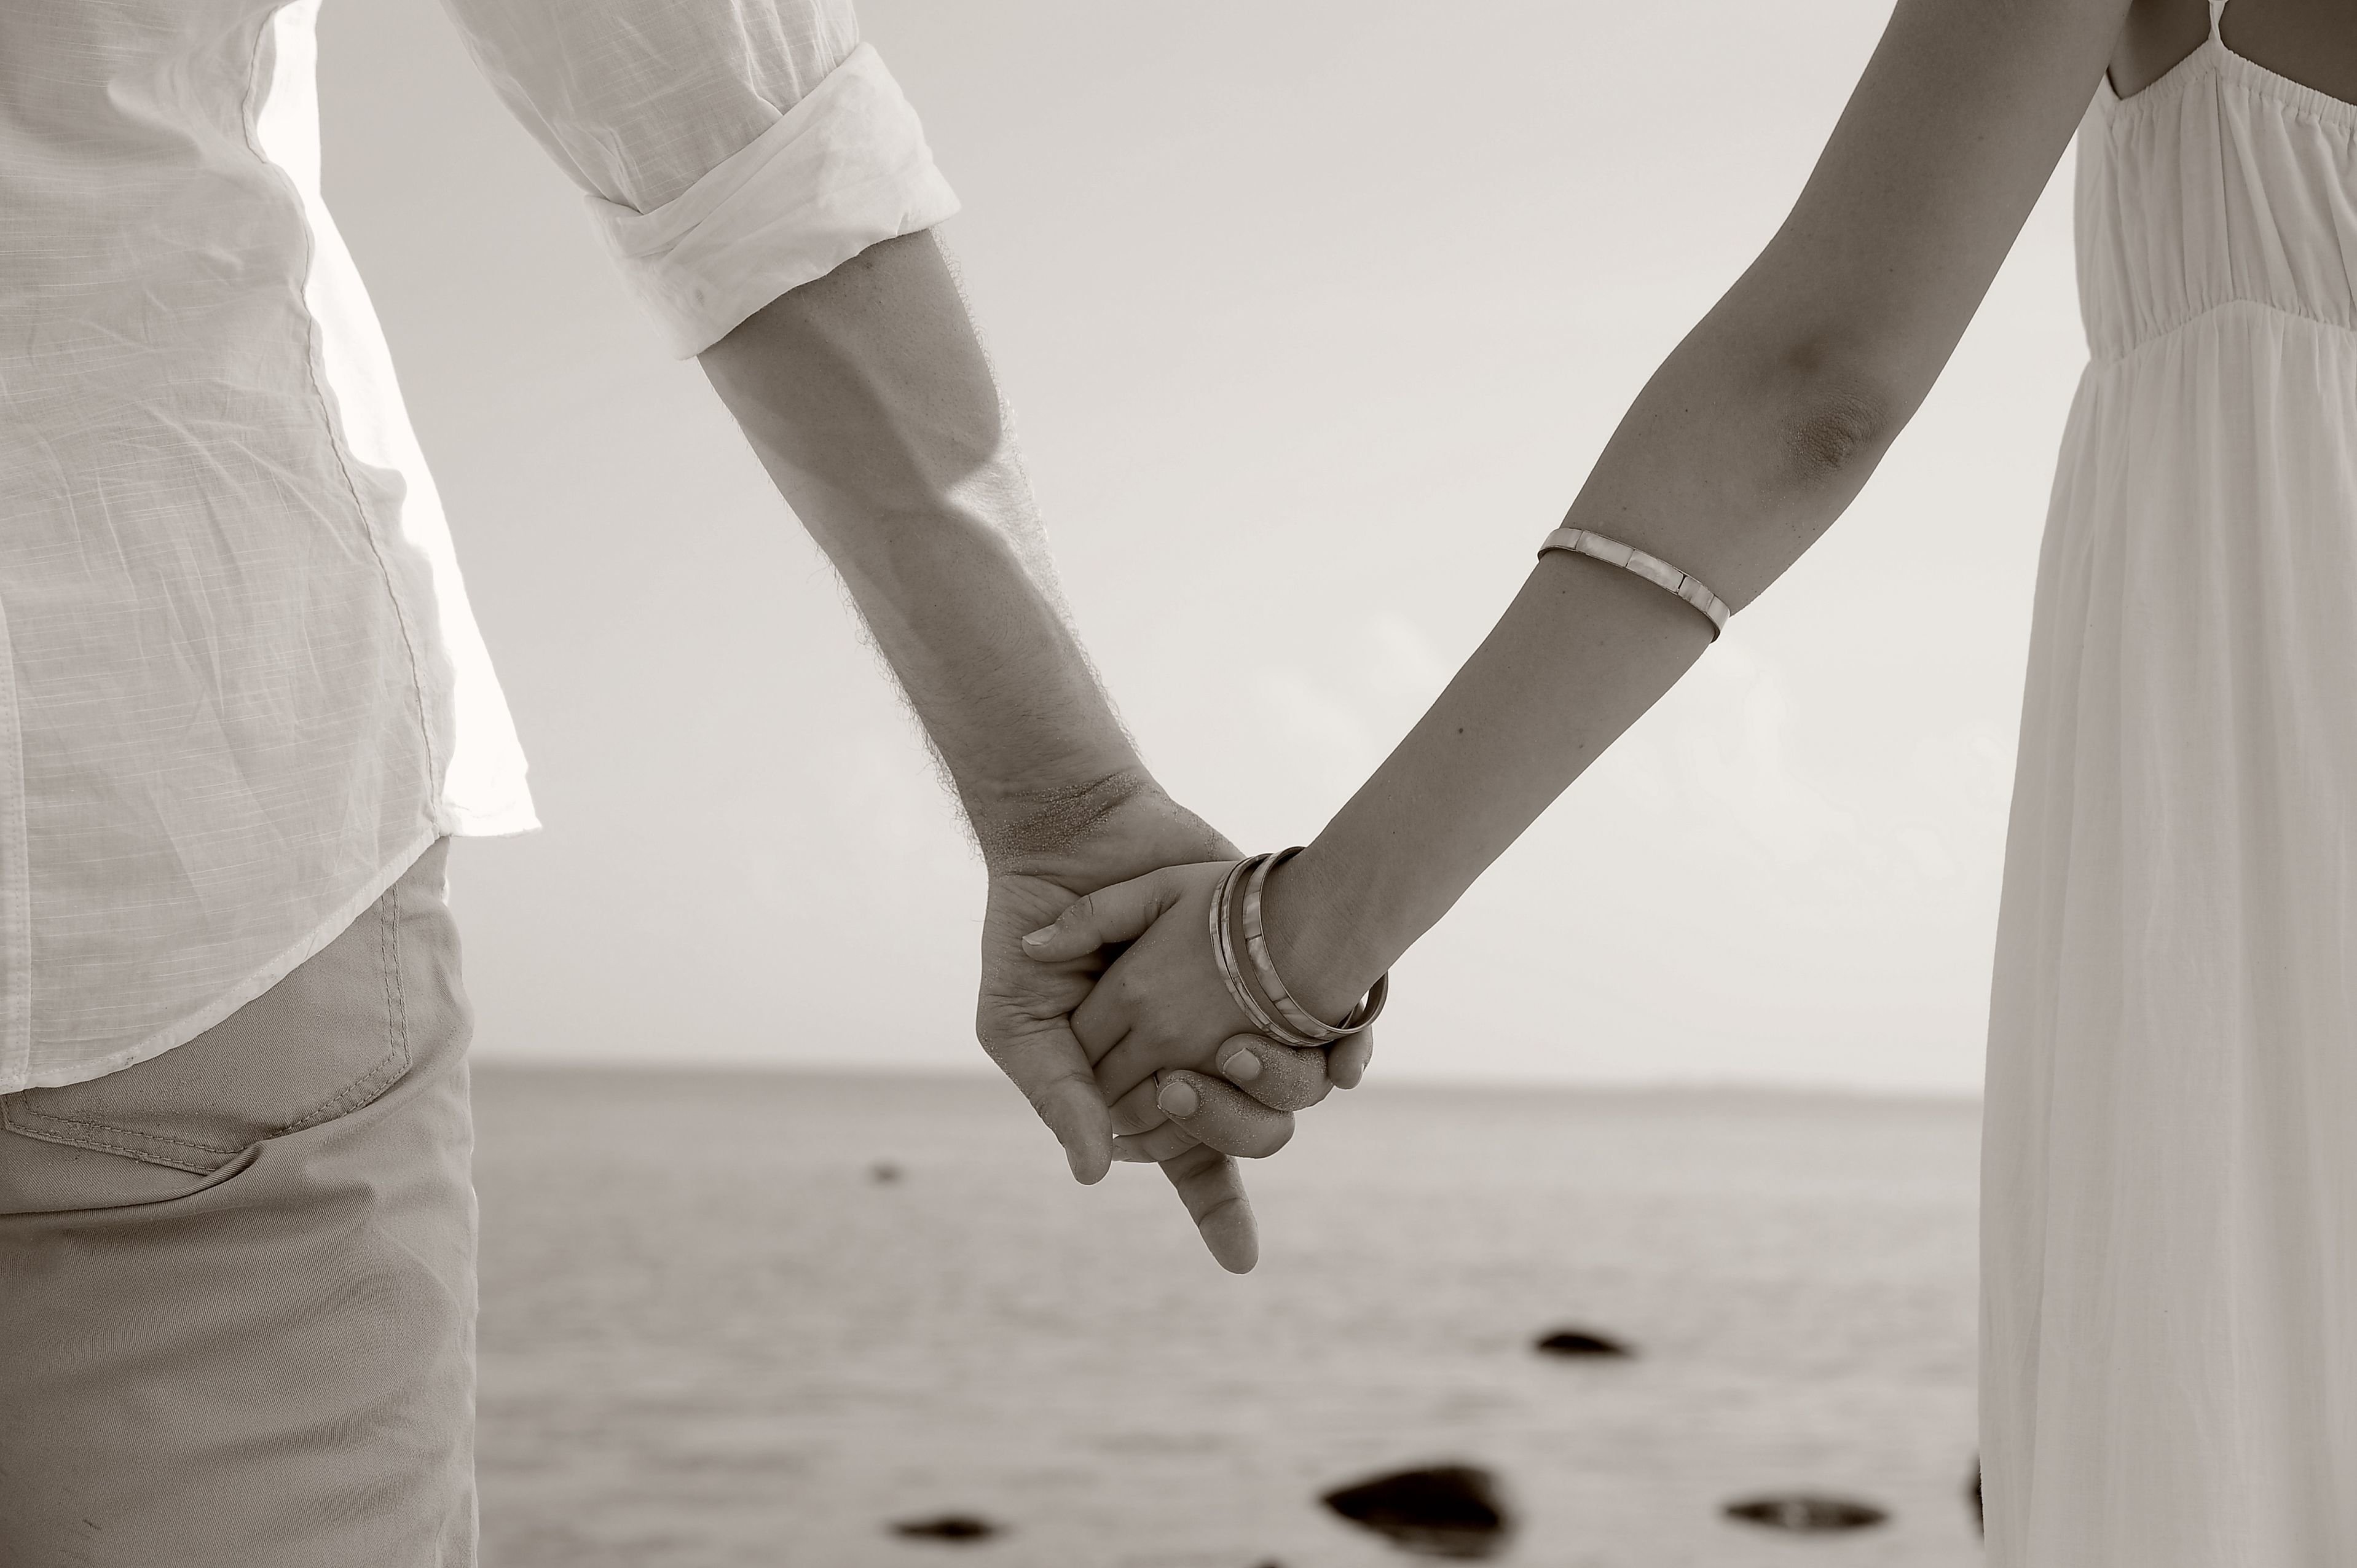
[1040,1078,1114,1184]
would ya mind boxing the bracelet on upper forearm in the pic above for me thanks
[1538,527,1731,638]
[1208,849,1388,1049]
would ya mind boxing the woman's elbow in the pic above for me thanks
[1764,333,1905,495]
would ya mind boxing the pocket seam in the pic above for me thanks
[0,884,417,1170]
[275,890,410,1137]
[0,1097,243,1167]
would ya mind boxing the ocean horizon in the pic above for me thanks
[471,1064,1984,1567]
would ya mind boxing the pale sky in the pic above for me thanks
[319,0,2088,1094]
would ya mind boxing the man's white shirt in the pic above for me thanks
[0,0,955,1091]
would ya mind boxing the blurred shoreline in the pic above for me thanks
[471,1062,1983,1567]
[470,1055,1984,1108]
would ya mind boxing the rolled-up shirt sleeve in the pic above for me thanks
[431,0,959,358]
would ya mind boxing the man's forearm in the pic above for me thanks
[694,227,1301,1245]
[696,229,1149,864]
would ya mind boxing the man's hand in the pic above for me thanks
[696,235,1354,1269]
[977,780,1308,1272]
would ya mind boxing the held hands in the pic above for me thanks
[975,786,1362,1272]
[1023,860,1375,1168]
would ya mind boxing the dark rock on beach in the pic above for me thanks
[870,1160,903,1183]
[1723,1493,1889,1532]
[889,1513,1000,1543]
[1532,1327,1631,1357]
[1321,1464,1514,1560]
[1969,1457,1984,1535]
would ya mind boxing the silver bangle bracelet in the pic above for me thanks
[1537,526,1731,638]
[1240,847,1387,1045]
[1208,854,1288,1041]
[1208,849,1391,1049]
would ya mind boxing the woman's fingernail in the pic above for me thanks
[1157,1079,1201,1119]
[1021,927,1055,948]
[1111,1140,1155,1162]
[1220,1048,1263,1083]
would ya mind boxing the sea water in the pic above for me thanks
[471,1067,1982,1567]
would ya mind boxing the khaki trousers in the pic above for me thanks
[0,836,478,1567]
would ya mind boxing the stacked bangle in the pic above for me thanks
[1207,849,1388,1049]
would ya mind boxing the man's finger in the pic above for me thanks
[1156,1142,1257,1274]
[990,1046,1115,1184]
[1152,1070,1296,1159]
[1213,1033,1332,1113]
[1018,866,1196,963]
[1036,1071,1116,1183]
[975,1005,1115,1182]
[1094,1024,1331,1119]
[1329,1025,1375,1090]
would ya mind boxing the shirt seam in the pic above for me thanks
[239,5,443,809]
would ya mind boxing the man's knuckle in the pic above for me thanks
[1192,1189,1248,1228]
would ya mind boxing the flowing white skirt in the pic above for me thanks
[1981,300,2357,1565]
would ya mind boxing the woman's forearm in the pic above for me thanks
[1056,0,2112,1097]
[1258,316,1897,1022]
[1251,0,2129,1021]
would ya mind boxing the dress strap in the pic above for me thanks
[2208,0,2226,41]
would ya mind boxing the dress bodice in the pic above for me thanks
[2076,9,2357,362]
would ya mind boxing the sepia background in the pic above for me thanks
[316,0,2087,1560]
[322,0,2085,1096]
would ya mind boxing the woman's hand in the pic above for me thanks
[1023,861,1376,1163]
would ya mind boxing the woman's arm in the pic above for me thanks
[1045,0,2135,1123]
[1256,0,2134,1024]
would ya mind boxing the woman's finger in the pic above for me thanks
[1020,864,1205,963]
[1090,1027,1173,1105]
[1214,1033,1332,1113]
[1328,1024,1376,1091]
[1112,1119,1201,1162]
[1106,1074,1167,1135]
[1149,1070,1297,1159]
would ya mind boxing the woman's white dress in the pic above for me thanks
[1981,6,2357,1562]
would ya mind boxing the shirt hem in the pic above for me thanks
[441,793,543,837]
[2,823,451,1094]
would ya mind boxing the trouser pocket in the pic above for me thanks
[0,840,449,1175]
